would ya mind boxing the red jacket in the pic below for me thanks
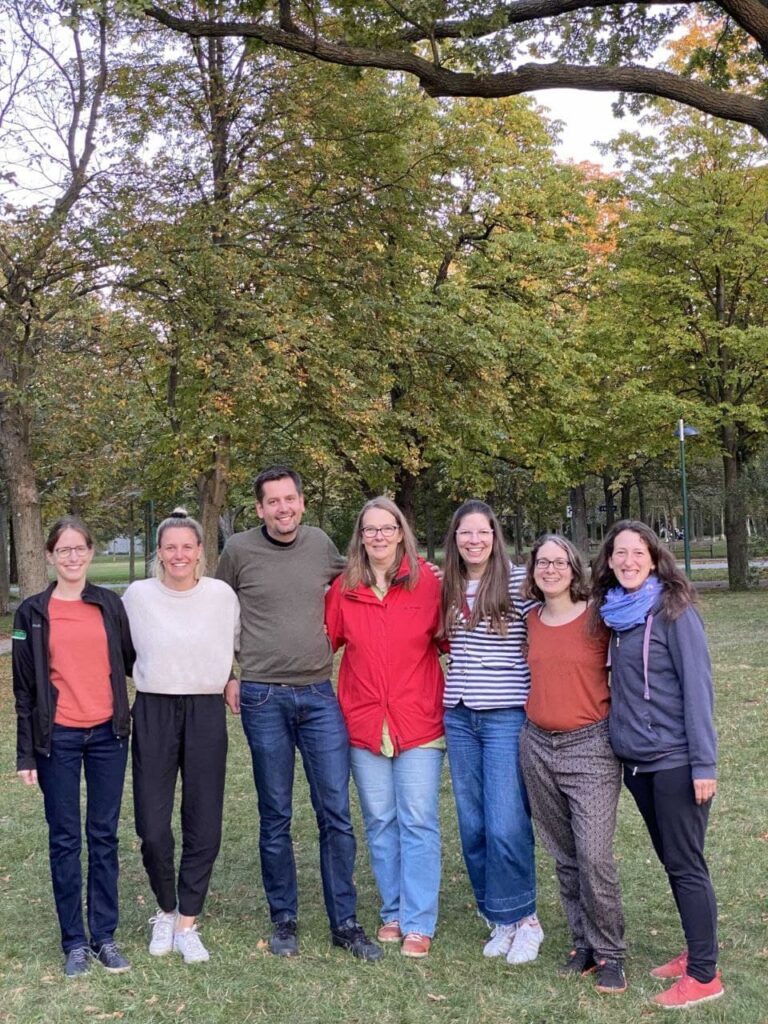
[325,556,445,755]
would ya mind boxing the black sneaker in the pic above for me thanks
[558,947,597,976]
[594,958,627,994]
[91,941,131,973]
[64,945,91,978]
[269,919,299,957]
[331,918,383,962]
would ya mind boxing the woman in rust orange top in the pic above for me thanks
[13,516,134,978]
[519,534,626,995]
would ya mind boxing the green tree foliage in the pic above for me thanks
[599,109,768,587]
[0,0,116,595]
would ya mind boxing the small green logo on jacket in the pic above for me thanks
[12,629,27,640]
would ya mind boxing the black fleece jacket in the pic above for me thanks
[12,582,135,770]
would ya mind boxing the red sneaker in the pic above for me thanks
[652,972,724,1009]
[377,921,403,943]
[401,933,431,959]
[650,950,688,979]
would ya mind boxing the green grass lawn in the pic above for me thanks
[0,591,766,1023]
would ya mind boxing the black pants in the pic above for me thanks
[624,764,718,983]
[132,693,227,917]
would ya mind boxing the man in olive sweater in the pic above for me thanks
[217,466,381,961]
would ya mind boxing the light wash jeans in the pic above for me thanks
[444,703,536,925]
[350,745,444,937]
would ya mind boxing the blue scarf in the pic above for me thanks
[599,575,663,631]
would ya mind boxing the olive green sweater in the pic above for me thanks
[216,525,345,685]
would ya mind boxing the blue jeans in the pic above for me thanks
[239,681,357,928]
[36,721,128,952]
[444,704,536,925]
[351,746,444,937]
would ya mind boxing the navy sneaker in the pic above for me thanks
[594,958,628,994]
[269,919,299,957]
[559,947,598,976]
[331,919,383,962]
[64,945,91,978]
[91,941,130,973]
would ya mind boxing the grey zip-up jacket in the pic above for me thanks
[607,603,717,779]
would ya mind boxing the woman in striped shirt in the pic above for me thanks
[441,500,542,964]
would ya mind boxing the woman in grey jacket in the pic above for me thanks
[591,521,722,1010]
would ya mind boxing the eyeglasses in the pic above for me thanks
[362,525,399,539]
[54,545,89,559]
[535,557,570,571]
[456,530,493,540]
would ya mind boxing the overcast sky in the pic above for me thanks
[533,89,640,167]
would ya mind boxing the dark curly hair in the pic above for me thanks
[589,519,696,631]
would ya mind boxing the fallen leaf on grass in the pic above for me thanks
[256,939,268,950]
[145,996,158,1005]
[175,1004,186,1013]
[427,994,446,1002]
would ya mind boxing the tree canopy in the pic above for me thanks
[142,1,768,138]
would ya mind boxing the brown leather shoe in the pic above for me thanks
[377,921,403,943]
[401,933,431,958]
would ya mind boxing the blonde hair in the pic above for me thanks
[343,497,420,591]
[153,507,206,580]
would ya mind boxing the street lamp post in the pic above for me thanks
[677,419,699,577]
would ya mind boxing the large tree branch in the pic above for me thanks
[144,6,768,137]
[399,0,768,49]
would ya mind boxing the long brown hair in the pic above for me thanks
[440,500,513,636]
[589,519,696,629]
[343,497,420,591]
[523,533,590,604]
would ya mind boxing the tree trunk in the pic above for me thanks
[424,496,435,562]
[602,473,616,528]
[620,481,632,520]
[0,401,47,597]
[722,446,749,589]
[197,434,230,575]
[394,468,418,528]
[0,494,10,615]
[634,471,647,523]
[569,485,589,555]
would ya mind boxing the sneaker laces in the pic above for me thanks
[177,927,206,955]
[68,947,89,968]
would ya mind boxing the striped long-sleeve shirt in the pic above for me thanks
[443,564,536,710]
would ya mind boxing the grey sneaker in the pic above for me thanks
[64,945,91,978]
[91,941,131,973]
[148,910,176,956]
[173,926,210,964]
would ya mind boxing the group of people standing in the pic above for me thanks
[12,466,723,1010]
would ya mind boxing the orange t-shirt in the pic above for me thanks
[525,608,610,732]
[49,598,113,728]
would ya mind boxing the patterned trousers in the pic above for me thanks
[519,718,625,959]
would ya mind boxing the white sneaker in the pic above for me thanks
[483,923,518,958]
[173,926,210,964]
[148,910,176,956]
[506,919,544,964]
